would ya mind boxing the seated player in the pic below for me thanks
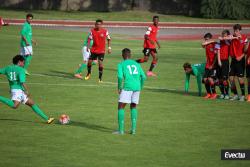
[201,33,218,99]
[183,62,205,96]
[0,55,54,124]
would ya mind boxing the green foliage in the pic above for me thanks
[201,0,250,19]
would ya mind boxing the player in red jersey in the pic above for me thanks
[136,16,161,77]
[244,39,250,102]
[85,19,111,82]
[224,24,248,101]
[216,30,231,100]
[201,33,218,99]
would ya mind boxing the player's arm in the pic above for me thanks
[20,26,29,46]
[0,67,6,75]
[196,73,202,96]
[117,64,123,94]
[19,69,29,95]
[184,73,190,93]
[106,31,111,54]
[215,43,222,67]
[139,66,146,89]
[201,40,215,47]
[87,32,93,51]
[219,35,238,41]
[156,40,161,49]
[145,27,154,45]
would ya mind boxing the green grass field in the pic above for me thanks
[1,9,250,23]
[0,26,250,167]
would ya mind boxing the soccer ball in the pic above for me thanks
[59,114,70,125]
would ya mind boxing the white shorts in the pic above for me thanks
[82,46,91,62]
[118,90,140,104]
[11,89,28,104]
[20,46,33,55]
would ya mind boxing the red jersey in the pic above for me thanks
[205,42,217,69]
[229,34,247,58]
[144,25,159,49]
[247,44,250,65]
[89,28,110,54]
[216,40,230,60]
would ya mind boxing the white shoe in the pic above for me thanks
[224,95,230,100]
[219,94,225,99]
[239,96,245,102]
[112,130,124,135]
[230,95,239,101]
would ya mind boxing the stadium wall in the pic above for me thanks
[0,0,200,16]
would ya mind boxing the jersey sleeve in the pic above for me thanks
[184,73,190,93]
[145,27,152,35]
[106,30,111,40]
[139,65,146,89]
[20,24,27,36]
[117,63,123,90]
[19,69,26,83]
[0,67,6,75]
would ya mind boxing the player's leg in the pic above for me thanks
[229,59,238,100]
[203,77,211,98]
[217,66,225,98]
[208,76,217,99]
[246,65,250,102]
[85,53,95,80]
[75,47,89,79]
[222,60,230,99]
[115,90,133,134]
[24,55,32,70]
[136,49,149,63]
[237,58,245,101]
[0,96,20,109]
[130,91,140,134]
[147,49,158,76]
[98,54,104,82]
[25,97,54,124]
[116,102,126,134]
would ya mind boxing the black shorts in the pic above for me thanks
[143,48,157,56]
[203,68,217,79]
[229,58,245,77]
[90,53,104,61]
[246,65,250,78]
[217,60,229,80]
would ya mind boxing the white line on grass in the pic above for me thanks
[0,73,176,91]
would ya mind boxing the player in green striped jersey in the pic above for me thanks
[0,55,54,124]
[114,48,146,135]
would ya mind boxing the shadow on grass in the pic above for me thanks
[40,70,75,79]
[145,87,202,97]
[0,118,40,124]
[56,120,114,133]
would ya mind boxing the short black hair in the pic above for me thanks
[204,33,212,39]
[233,24,242,31]
[96,19,103,24]
[183,62,191,69]
[26,13,33,19]
[153,16,159,20]
[122,48,131,57]
[13,55,24,65]
[222,29,230,35]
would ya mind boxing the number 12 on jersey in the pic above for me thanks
[127,65,138,75]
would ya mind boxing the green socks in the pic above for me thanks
[24,55,32,70]
[75,63,87,74]
[131,108,137,133]
[31,104,48,121]
[118,108,138,134]
[0,96,14,108]
[118,109,125,133]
